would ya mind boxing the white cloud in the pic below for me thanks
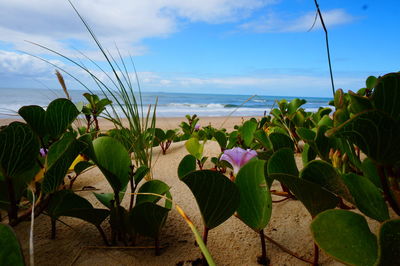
[0,0,275,57]
[239,9,355,33]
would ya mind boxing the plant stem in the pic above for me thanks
[51,218,56,239]
[257,229,269,265]
[5,177,18,226]
[155,235,160,256]
[378,165,400,216]
[313,243,319,266]
[202,226,209,265]
[96,225,109,246]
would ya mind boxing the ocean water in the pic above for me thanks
[0,88,332,118]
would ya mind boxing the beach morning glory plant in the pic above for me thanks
[220,147,257,176]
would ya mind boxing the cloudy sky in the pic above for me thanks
[0,0,399,97]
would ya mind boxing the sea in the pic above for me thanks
[0,88,332,118]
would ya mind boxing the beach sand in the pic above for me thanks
[4,116,378,265]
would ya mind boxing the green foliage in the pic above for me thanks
[92,136,132,193]
[185,137,204,160]
[241,120,257,147]
[178,154,197,179]
[235,160,272,231]
[182,170,240,229]
[0,224,24,266]
[311,210,378,266]
[377,219,400,266]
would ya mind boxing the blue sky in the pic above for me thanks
[0,0,399,97]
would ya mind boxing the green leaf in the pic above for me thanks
[301,143,316,165]
[361,158,382,189]
[348,92,373,114]
[0,223,24,266]
[269,133,294,152]
[300,160,353,203]
[311,209,378,266]
[182,170,240,229]
[241,120,257,147]
[42,133,86,193]
[271,173,339,217]
[287,98,306,115]
[235,160,272,231]
[154,128,166,141]
[342,173,389,222]
[372,72,400,121]
[327,110,400,164]
[185,137,204,160]
[366,76,377,89]
[130,202,169,238]
[214,131,227,150]
[315,125,331,161]
[74,161,93,175]
[296,127,316,142]
[18,105,47,138]
[45,98,80,139]
[267,148,299,176]
[254,130,273,150]
[0,122,39,179]
[136,180,170,205]
[134,165,149,185]
[317,115,333,127]
[178,154,197,179]
[376,219,400,266]
[92,136,132,192]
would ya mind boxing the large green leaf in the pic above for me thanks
[178,154,197,179]
[241,120,257,147]
[267,148,298,176]
[296,127,316,142]
[45,98,80,139]
[0,122,39,179]
[327,110,400,164]
[92,136,131,192]
[42,133,86,193]
[342,173,389,222]
[93,189,126,209]
[361,158,382,189]
[287,98,306,115]
[311,209,378,266]
[376,219,400,266]
[130,202,170,238]
[270,173,339,217]
[0,223,24,266]
[254,129,273,150]
[18,105,47,138]
[300,160,353,203]
[269,133,294,152]
[136,180,170,205]
[185,137,204,160]
[182,170,240,229]
[301,143,316,165]
[235,160,272,231]
[214,131,227,150]
[48,190,109,226]
[372,72,400,121]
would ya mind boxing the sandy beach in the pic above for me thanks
[4,116,380,265]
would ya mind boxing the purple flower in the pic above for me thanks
[194,124,200,131]
[220,147,257,175]
[39,148,48,157]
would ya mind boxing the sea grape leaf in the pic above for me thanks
[254,129,273,150]
[134,165,149,185]
[136,180,170,205]
[300,160,353,203]
[311,209,378,266]
[372,72,400,121]
[0,122,39,179]
[18,105,47,138]
[45,98,80,139]
[301,143,316,165]
[327,110,400,164]
[0,223,24,266]
[178,154,197,179]
[42,133,86,193]
[269,133,294,152]
[342,173,389,222]
[241,120,257,147]
[270,173,339,217]
[235,160,272,231]
[182,170,240,229]
[130,202,170,238]
[376,219,400,266]
[267,148,299,176]
[361,158,382,189]
[214,131,227,150]
[92,136,131,192]
[185,137,204,160]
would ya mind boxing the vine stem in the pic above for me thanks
[377,165,400,216]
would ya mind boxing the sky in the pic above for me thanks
[0,0,399,97]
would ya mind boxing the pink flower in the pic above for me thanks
[194,124,200,131]
[220,147,257,175]
[39,148,48,157]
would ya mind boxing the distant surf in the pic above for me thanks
[0,88,332,118]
